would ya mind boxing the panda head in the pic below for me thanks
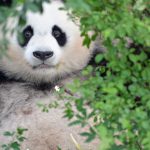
[1,1,92,84]
[20,1,72,69]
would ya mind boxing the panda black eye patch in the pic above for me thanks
[52,25,67,47]
[20,25,34,47]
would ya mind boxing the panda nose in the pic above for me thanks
[33,51,54,61]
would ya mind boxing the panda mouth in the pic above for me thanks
[33,63,53,69]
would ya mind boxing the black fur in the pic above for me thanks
[52,25,67,47]
[0,0,12,7]
[0,70,24,83]
[20,26,34,47]
[0,70,54,91]
[0,70,9,82]
[33,82,54,91]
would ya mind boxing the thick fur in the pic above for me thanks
[0,82,99,150]
[0,1,99,149]
[1,2,92,84]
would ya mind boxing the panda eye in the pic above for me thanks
[52,25,67,47]
[53,30,61,38]
[23,26,33,39]
[24,30,32,38]
[19,25,33,47]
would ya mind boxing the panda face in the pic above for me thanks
[22,24,63,69]
[18,1,71,69]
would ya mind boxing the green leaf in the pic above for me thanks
[10,142,20,150]
[129,54,138,63]
[102,28,115,40]
[26,3,40,12]
[3,131,15,137]
[17,128,28,135]
[142,68,150,81]
[17,136,26,142]
[80,131,96,143]
[102,87,118,95]
[69,120,81,126]
[57,146,62,150]
[95,54,103,63]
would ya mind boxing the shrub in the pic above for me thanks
[62,0,150,149]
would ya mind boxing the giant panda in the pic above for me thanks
[0,0,99,150]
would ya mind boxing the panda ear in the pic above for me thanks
[88,37,106,66]
[0,0,12,7]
